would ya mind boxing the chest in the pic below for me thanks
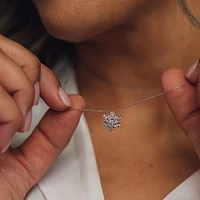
[87,123,200,200]
[94,158,198,200]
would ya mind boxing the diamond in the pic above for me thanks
[102,111,121,131]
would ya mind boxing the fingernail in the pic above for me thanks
[83,101,86,109]
[1,140,11,153]
[58,87,71,107]
[34,82,40,105]
[23,109,32,132]
[185,59,200,78]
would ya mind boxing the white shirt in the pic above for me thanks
[11,60,200,200]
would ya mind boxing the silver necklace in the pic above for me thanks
[70,82,190,131]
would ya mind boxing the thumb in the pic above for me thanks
[161,67,200,157]
[11,94,85,188]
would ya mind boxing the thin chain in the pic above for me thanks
[70,82,190,113]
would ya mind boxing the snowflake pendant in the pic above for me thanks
[102,111,122,132]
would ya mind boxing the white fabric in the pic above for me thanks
[164,169,200,200]
[11,60,200,200]
[25,185,45,200]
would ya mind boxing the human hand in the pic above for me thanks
[0,34,74,152]
[0,95,85,200]
[161,59,200,158]
[0,34,85,199]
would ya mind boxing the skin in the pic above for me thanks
[0,0,200,199]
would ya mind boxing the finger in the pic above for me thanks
[0,35,70,110]
[0,35,40,84]
[161,68,200,157]
[40,64,72,111]
[185,59,200,84]
[0,35,41,105]
[11,95,85,188]
[0,49,34,132]
[0,85,22,153]
[185,59,200,107]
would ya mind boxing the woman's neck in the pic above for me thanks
[75,0,200,104]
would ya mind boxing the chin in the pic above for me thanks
[35,0,138,43]
[43,21,106,43]
[40,13,122,43]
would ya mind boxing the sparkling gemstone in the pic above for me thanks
[102,111,122,131]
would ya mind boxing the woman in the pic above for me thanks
[0,0,200,199]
